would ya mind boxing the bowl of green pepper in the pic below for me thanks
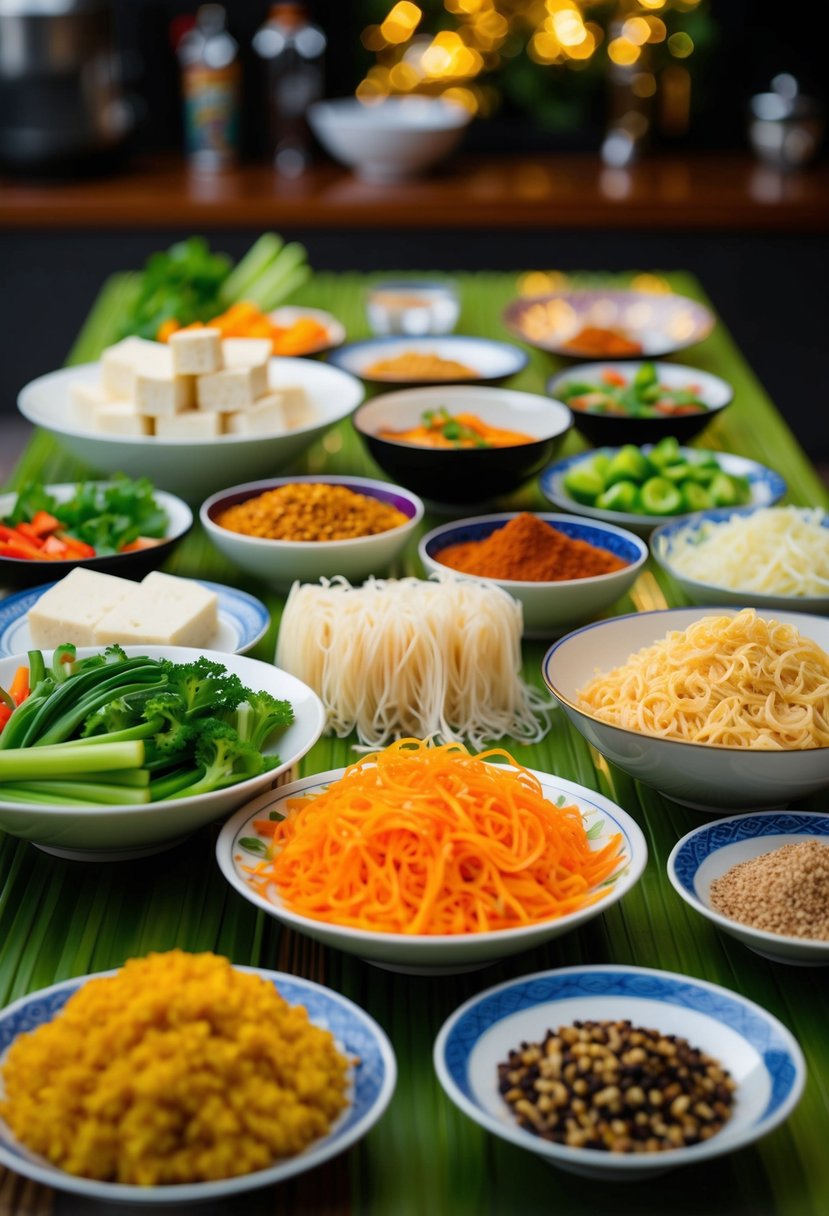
[540,438,786,537]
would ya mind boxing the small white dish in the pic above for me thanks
[365,280,460,336]
[434,964,805,1181]
[217,766,647,975]
[668,811,829,966]
[328,334,529,387]
[201,475,424,592]
[419,513,648,638]
[542,607,829,811]
[0,966,396,1205]
[0,578,270,657]
[17,358,364,502]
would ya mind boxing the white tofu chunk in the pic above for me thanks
[154,410,223,439]
[196,363,269,411]
[133,370,194,416]
[272,384,312,427]
[221,337,273,368]
[94,403,154,436]
[28,568,136,650]
[93,572,219,648]
[170,328,223,375]
[100,337,164,400]
[224,394,289,435]
[71,382,112,429]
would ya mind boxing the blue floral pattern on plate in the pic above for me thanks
[671,813,829,895]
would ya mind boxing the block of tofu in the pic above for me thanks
[154,409,223,439]
[93,572,219,648]
[71,382,113,429]
[134,368,194,416]
[28,568,136,649]
[196,363,269,411]
[100,337,164,400]
[221,337,273,368]
[170,328,223,375]
[94,403,154,436]
[271,384,312,428]
[224,394,289,435]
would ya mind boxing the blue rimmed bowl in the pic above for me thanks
[541,448,786,538]
[668,811,829,966]
[419,513,648,638]
[201,475,424,592]
[0,966,396,1205]
[434,964,806,1181]
[328,334,529,388]
[652,506,829,613]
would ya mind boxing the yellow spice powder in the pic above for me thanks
[217,482,407,542]
[0,951,349,1186]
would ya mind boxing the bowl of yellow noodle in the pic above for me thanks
[542,607,829,812]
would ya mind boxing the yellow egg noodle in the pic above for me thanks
[276,575,554,749]
[578,609,829,750]
[658,507,829,596]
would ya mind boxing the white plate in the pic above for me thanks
[0,966,396,1205]
[0,578,270,657]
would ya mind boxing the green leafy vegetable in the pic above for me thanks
[5,475,169,556]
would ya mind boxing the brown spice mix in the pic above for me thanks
[216,483,407,542]
[708,839,829,940]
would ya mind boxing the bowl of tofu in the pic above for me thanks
[17,331,365,502]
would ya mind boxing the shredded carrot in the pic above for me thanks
[8,667,29,706]
[246,739,624,935]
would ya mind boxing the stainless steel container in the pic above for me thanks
[0,0,133,171]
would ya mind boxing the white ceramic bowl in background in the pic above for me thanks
[308,96,471,182]
[201,475,424,591]
[0,646,325,861]
[217,766,647,975]
[17,359,364,502]
[328,334,529,387]
[419,513,648,638]
[434,965,805,1181]
[668,811,829,966]
[0,967,396,1206]
[542,607,829,811]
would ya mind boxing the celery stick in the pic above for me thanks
[49,769,151,788]
[0,740,144,781]
[244,244,309,310]
[1,782,151,805]
[219,233,283,305]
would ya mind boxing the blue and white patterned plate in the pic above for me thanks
[668,811,829,966]
[0,966,396,1205]
[0,579,270,657]
[434,964,805,1180]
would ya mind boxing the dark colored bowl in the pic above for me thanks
[546,361,734,448]
[0,485,193,590]
[353,385,572,506]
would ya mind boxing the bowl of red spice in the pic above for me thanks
[418,512,648,638]
[668,811,829,967]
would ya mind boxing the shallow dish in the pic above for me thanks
[0,645,324,860]
[268,305,346,356]
[0,483,192,590]
[668,811,829,966]
[308,96,470,182]
[542,607,829,811]
[353,385,571,507]
[651,506,829,613]
[418,513,648,638]
[547,361,734,447]
[503,289,715,360]
[541,447,785,538]
[17,358,364,502]
[217,766,647,975]
[434,964,805,1181]
[0,578,270,658]
[328,335,529,388]
[0,966,396,1205]
[201,475,424,592]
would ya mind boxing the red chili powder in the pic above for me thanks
[435,513,628,582]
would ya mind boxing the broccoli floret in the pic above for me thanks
[141,692,195,756]
[104,644,129,663]
[158,719,274,800]
[81,694,142,737]
[233,690,294,751]
[161,657,248,720]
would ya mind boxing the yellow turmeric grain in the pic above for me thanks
[0,951,349,1186]
[216,482,407,542]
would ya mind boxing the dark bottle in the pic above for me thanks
[253,3,325,177]
[178,4,241,172]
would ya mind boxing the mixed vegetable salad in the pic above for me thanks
[558,363,710,420]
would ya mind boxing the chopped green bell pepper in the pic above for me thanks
[596,481,641,513]
[563,466,606,505]
[640,477,683,515]
[606,445,652,486]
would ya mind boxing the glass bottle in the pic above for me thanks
[178,4,241,172]
[253,3,325,177]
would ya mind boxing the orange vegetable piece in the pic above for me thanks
[157,319,181,343]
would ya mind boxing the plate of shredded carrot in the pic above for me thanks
[216,740,647,973]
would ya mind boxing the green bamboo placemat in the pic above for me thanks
[1,271,827,1216]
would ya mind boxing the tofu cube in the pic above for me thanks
[93,572,219,648]
[271,384,311,428]
[28,568,136,650]
[94,403,154,436]
[196,363,268,411]
[100,337,162,400]
[170,328,223,375]
[224,394,289,435]
[134,370,194,416]
[154,410,223,439]
[221,337,273,368]
[71,382,112,429]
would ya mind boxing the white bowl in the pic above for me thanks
[419,513,648,638]
[651,506,829,613]
[308,96,471,182]
[216,766,647,975]
[668,811,829,966]
[542,607,829,812]
[201,475,425,591]
[434,964,805,1181]
[17,359,364,502]
[0,966,396,1206]
[0,646,325,860]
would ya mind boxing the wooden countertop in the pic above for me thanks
[1,152,827,231]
